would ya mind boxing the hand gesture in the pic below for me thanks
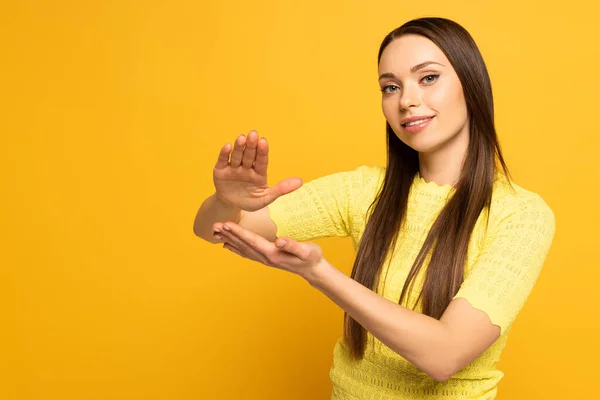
[213,130,302,212]
[213,221,328,283]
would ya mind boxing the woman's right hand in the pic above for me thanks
[213,130,303,212]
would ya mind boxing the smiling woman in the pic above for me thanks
[193,17,555,400]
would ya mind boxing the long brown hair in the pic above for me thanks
[343,17,512,359]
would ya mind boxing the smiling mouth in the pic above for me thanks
[401,116,434,127]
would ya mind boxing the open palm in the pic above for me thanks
[213,130,302,212]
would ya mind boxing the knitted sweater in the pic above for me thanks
[267,165,555,400]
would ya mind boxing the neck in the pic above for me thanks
[418,128,469,188]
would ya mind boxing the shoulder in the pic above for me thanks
[285,164,386,205]
[354,165,386,187]
[489,173,556,237]
[351,165,386,201]
[346,164,386,181]
[326,164,385,196]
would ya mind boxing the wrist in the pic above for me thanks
[304,258,335,288]
[210,193,242,227]
[214,192,242,212]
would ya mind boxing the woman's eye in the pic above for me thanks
[381,85,400,94]
[421,74,440,84]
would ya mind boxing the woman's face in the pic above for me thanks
[378,34,469,154]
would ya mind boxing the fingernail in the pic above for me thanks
[223,225,231,231]
[276,240,286,248]
[213,228,221,233]
[214,234,223,240]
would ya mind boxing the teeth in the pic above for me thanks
[405,118,431,127]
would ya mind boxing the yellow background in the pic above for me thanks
[2,1,598,399]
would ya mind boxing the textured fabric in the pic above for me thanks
[267,165,555,400]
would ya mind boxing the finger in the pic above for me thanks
[223,223,312,270]
[267,178,303,203]
[220,229,270,265]
[212,222,224,233]
[224,242,271,266]
[223,221,301,261]
[275,237,311,261]
[223,242,249,260]
[253,137,269,176]
[229,135,247,168]
[214,142,232,170]
[222,222,273,256]
[242,130,259,169]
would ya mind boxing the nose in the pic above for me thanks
[399,83,421,110]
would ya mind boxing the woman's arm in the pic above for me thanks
[193,131,300,244]
[214,193,554,382]
[193,193,242,244]
[214,222,500,382]
[194,196,278,245]
[308,260,499,382]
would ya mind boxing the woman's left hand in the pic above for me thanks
[212,222,328,283]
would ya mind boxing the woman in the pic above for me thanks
[194,17,555,399]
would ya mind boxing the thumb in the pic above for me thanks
[275,237,310,260]
[267,177,303,203]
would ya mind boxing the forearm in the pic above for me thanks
[193,193,242,243]
[307,261,456,381]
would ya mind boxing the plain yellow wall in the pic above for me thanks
[2,1,598,399]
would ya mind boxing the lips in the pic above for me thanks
[401,116,434,134]
[401,116,435,127]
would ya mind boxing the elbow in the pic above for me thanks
[426,359,460,383]
[429,368,454,383]
[393,347,458,383]
[193,224,205,240]
[430,371,452,383]
[192,212,203,238]
[193,223,219,244]
[192,222,204,239]
[196,234,220,245]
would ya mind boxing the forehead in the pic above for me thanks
[378,34,450,73]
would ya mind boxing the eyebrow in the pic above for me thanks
[378,61,445,80]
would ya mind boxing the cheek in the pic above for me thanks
[429,84,467,121]
[428,87,451,110]
[381,98,397,121]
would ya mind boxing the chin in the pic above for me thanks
[397,134,443,154]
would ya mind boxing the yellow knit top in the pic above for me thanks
[267,165,555,400]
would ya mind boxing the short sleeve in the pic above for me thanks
[267,165,384,242]
[452,193,556,335]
